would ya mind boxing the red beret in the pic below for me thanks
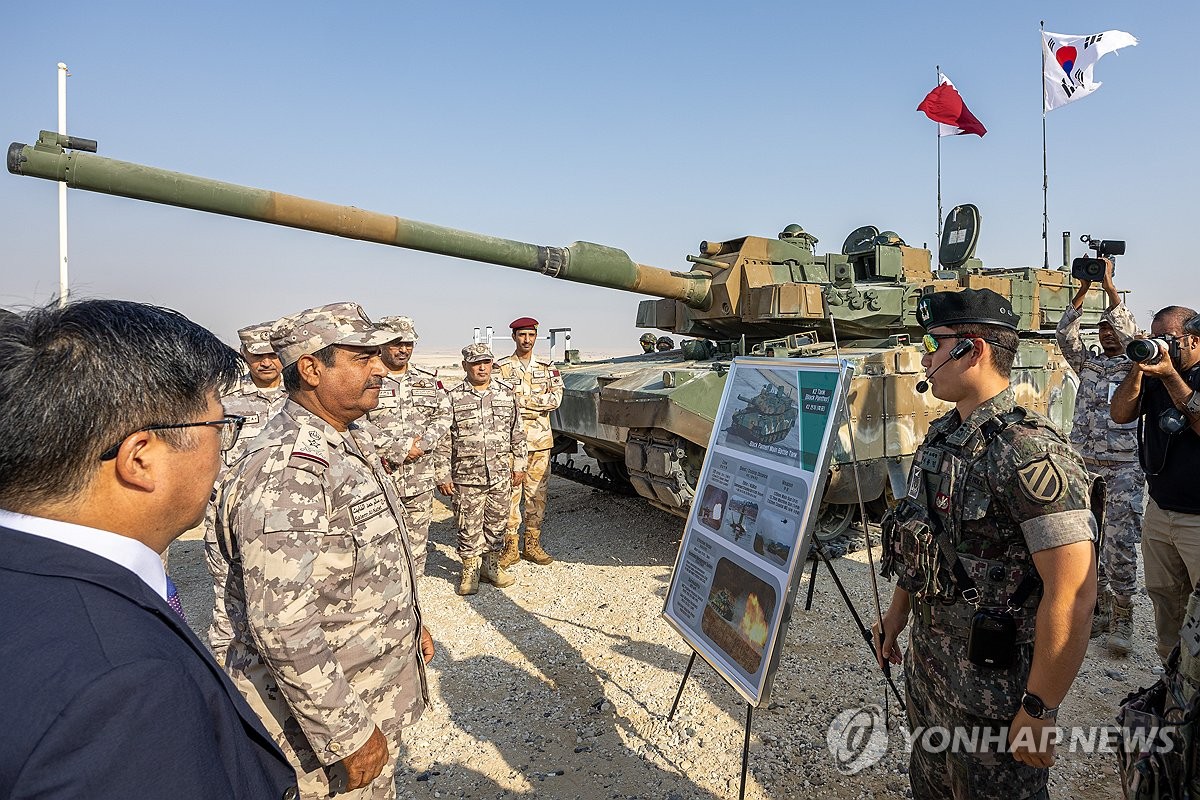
[510,317,539,331]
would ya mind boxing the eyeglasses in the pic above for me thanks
[919,333,963,354]
[99,415,247,461]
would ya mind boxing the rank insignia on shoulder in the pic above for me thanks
[1017,456,1065,504]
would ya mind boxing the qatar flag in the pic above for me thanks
[917,73,987,137]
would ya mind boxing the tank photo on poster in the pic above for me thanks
[715,368,801,467]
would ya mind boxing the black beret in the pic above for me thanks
[916,288,1019,331]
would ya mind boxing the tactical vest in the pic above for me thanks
[881,407,1043,643]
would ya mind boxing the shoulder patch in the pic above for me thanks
[1016,455,1065,504]
[290,422,330,470]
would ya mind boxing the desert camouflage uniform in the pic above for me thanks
[1056,301,1143,596]
[216,399,426,800]
[494,354,563,535]
[436,379,527,558]
[204,374,286,662]
[366,366,451,573]
[881,389,1096,799]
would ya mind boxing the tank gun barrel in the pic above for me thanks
[7,132,711,309]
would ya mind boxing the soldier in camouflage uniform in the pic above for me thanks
[1055,261,1143,655]
[436,343,527,595]
[495,317,563,567]
[876,289,1097,799]
[639,332,657,353]
[215,302,433,800]
[204,320,289,663]
[366,316,451,574]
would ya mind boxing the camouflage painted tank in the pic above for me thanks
[727,385,798,445]
[9,131,1113,545]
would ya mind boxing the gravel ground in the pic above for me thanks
[170,474,1160,799]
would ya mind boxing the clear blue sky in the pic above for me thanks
[2,1,1193,353]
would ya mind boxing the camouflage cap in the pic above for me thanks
[376,315,419,343]
[461,342,494,363]
[237,320,277,355]
[270,302,395,367]
[639,332,658,345]
[915,288,1019,331]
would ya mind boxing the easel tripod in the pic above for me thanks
[666,536,903,800]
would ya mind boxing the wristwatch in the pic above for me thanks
[1020,691,1059,720]
[1184,390,1200,417]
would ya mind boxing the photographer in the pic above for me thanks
[1111,305,1200,663]
[1055,260,1142,655]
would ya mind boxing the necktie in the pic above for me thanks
[165,576,187,621]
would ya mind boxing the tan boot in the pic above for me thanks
[522,528,554,565]
[1091,587,1113,640]
[480,551,514,588]
[498,534,521,569]
[1109,594,1134,656]
[457,556,480,596]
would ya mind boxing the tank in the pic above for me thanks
[728,385,798,445]
[8,131,1113,548]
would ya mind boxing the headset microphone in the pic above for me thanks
[916,338,975,394]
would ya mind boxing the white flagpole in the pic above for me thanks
[57,62,69,307]
[1040,22,1049,270]
[936,64,942,262]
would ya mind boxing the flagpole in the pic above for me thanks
[1041,21,1049,269]
[936,65,942,262]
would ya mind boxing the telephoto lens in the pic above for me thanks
[1127,338,1166,365]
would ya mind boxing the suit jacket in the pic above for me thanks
[0,525,298,799]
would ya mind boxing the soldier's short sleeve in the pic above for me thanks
[238,466,377,765]
[990,424,1097,553]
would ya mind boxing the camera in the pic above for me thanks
[1071,235,1126,281]
[1126,338,1171,365]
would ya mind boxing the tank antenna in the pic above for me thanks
[824,301,891,694]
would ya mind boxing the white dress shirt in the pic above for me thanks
[0,508,168,600]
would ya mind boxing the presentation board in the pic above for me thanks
[662,357,853,705]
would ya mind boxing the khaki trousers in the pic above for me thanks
[1142,497,1200,661]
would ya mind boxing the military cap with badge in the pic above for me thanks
[377,315,419,343]
[270,301,395,367]
[237,320,277,355]
[462,343,494,363]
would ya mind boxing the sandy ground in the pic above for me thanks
[171,474,1158,799]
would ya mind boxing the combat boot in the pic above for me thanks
[1109,594,1134,656]
[522,528,554,565]
[457,556,480,596]
[480,550,514,588]
[498,534,521,568]
[1091,587,1113,639]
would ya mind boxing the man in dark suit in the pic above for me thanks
[0,300,298,799]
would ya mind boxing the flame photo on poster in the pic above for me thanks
[701,558,778,676]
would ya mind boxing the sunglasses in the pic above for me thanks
[919,333,963,354]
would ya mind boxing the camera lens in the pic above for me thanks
[1126,339,1163,364]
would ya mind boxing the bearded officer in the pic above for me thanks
[215,302,433,799]
[495,317,563,567]
[367,316,451,574]
[875,288,1097,799]
[204,320,289,664]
